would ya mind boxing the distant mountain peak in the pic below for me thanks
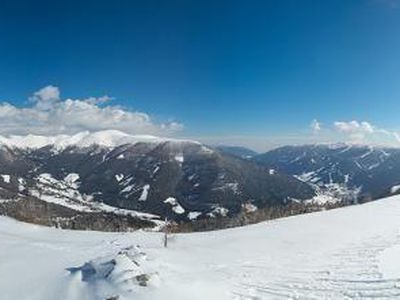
[214,145,258,159]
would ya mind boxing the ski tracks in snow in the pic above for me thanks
[231,231,400,299]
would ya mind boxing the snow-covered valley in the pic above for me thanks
[2,195,400,299]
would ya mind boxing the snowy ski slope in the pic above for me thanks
[2,195,400,299]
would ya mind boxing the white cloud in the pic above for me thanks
[334,120,374,134]
[333,120,374,142]
[394,132,400,142]
[29,85,61,110]
[310,119,321,133]
[333,120,400,145]
[0,85,183,136]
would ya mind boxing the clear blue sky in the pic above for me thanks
[1,0,400,150]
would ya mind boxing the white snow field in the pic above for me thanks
[2,196,400,300]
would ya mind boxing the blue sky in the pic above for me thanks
[1,0,400,150]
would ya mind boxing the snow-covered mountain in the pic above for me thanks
[254,144,400,203]
[2,194,400,299]
[4,131,400,231]
[0,130,189,150]
[0,130,315,229]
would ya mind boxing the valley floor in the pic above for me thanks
[2,196,400,299]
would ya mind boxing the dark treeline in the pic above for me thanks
[172,201,348,233]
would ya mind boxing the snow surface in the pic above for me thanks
[208,205,229,217]
[242,203,258,213]
[391,184,400,194]
[152,166,160,175]
[120,184,135,194]
[115,173,124,182]
[174,154,184,163]
[295,170,360,205]
[187,211,202,220]
[213,182,240,194]
[1,174,10,183]
[304,182,360,205]
[295,171,317,182]
[18,177,26,192]
[64,173,80,188]
[139,184,150,201]
[30,173,158,220]
[3,196,400,299]
[379,244,400,279]
[164,197,185,214]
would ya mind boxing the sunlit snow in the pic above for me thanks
[2,196,400,299]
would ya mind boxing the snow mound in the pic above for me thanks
[66,245,158,299]
[391,184,400,194]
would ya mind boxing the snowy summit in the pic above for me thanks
[0,130,197,150]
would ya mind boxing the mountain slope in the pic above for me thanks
[0,131,315,227]
[254,144,400,202]
[2,195,400,299]
[214,145,258,159]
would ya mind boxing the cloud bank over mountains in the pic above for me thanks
[311,119,400,146]
[0,86,183,136]
[0,86,398,150]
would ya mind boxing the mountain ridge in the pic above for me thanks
[253,143,400,201]
[0,132,316,230]
[0,130,201,150]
